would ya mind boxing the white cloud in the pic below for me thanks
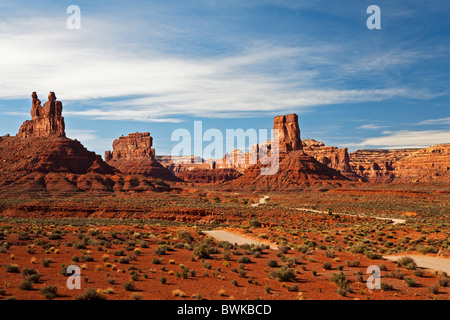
[357,124,388,130]
[344,130,450,149]
[418,117,450,125]
[0,14,440,122]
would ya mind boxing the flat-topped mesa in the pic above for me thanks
[18,92,65,138]
[105,132,180,181]
[106,132,155,161]
[273,113,302,154]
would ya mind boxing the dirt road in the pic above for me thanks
[383,255,450,274]
[251,195,269,207]
[203,230,278,250]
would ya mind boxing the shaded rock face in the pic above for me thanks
[175,168,242,184]
[302,139,359,180]
[105,132,180,181]
[227,150,347,190]
[273,113,302,154]
[18,92,65,138]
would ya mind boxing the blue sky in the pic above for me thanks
[0,0,449,157]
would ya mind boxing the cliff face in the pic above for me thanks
[105,132,180,181]
[350,144,450,183]
[302,139,359,180]
[273,113,302,154]
[105,132,155,161]
[17,92,65,139]
[175,168,242,184]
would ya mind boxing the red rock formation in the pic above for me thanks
[302,139,360,180]
[175,168,242,184]
[18,92,65,138]
[107,132,155,161]
[350,144,450,183]
[106,132,180,181]
[273,113,302,154]
[227,150,348,190]
[156,156,211,174]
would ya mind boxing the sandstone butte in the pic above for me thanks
[1,92,448,193]
[226,113,349,189]
[105,132,181,181]
[0,92,181,196]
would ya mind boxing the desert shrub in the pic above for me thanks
[159,276,167,284]
[114,250,125,256]
[287,284,299,292]
[278,245,289,254]
[248,219,261,228]
[238,256,251,264]
[152,258,162,264]
[295,245,309,254]
[416,246,438,254]
[5,264,20,273]
[267,260,278,268]
[396,257,417,269]
[202,260,212,270]
[269,266,296,282]
[81,255,94,262]
[429,285,439,294]
[438,278,449,287]
[331,272,352,296]
[348,243,366,254]
[404,277,417,287]
[381,283,394,291]
[75,288,106,300]
[346,260,360,267]
[413,269,424,277]
[231,279,238,286]
[119,256,131,264]
[123,281,136,291]
[389,269,405,279]
[193,242,213,259]
[19,279,33,291]
[322,262,332,270]
[40,286,58,300]
[364,251,382,259]
[41,259,51,267]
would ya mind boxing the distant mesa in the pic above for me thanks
[105,132,181,181]
[18,92,66,139]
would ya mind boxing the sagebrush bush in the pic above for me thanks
[40,286,58,300]
[269,266,296,282]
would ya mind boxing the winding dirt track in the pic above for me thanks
[203,230,279,250]
[250,195,406,225]
[383,255,450,274]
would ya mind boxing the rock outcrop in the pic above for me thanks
[175,168,242,184]
[350,144,450,183]
[273,113,302,154]
[302,139,360,180]
[227,150,348,190]
[105,132,180,181]
[156,156,212,174]
[18,92,65,138]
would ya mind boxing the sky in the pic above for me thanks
[0,0,449,158]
